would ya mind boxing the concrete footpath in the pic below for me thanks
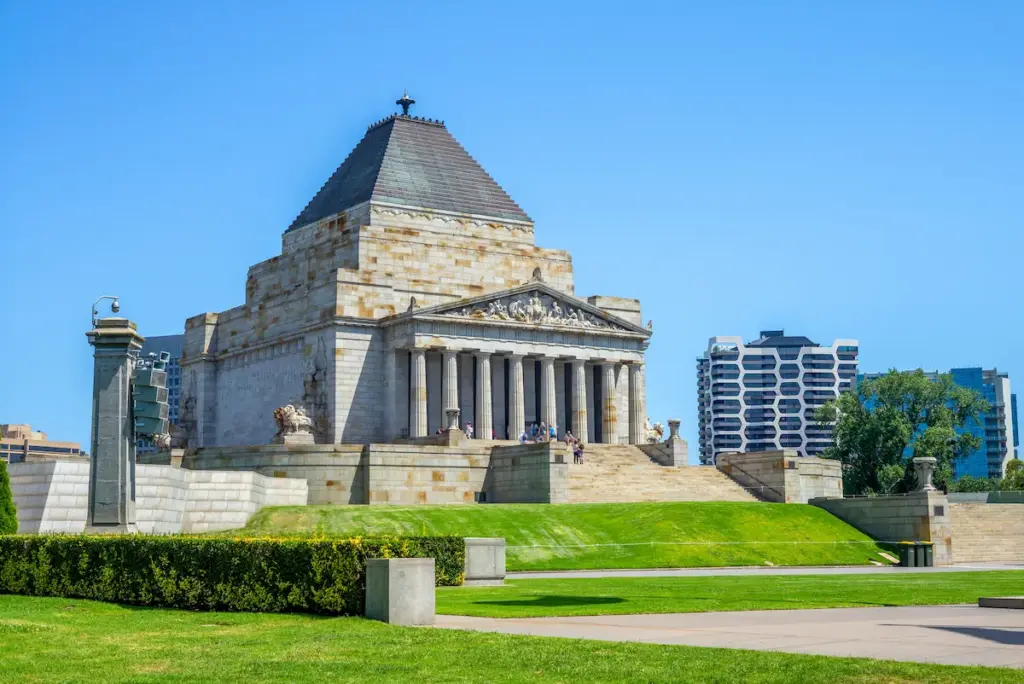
[436,605,1024,668]
[509,562,1024,579]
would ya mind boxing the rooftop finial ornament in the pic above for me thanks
[396,89,415,116]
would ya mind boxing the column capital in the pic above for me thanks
[474,350,492,359]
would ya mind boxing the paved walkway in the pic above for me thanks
[509,563,1024,579]
[436,605,1024,667]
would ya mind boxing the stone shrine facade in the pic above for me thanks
[181,98,651,448]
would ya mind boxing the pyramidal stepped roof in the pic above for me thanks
[288,106,531,231]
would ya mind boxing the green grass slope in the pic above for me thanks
[233,502,892,571]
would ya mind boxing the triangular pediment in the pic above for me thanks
[400,283,649,335]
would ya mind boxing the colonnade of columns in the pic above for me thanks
[405,349,646,445]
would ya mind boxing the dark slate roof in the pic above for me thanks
[288,115,531,231]
[747,334,818,348]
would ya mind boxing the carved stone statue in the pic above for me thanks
[273,404,314,444]
[438,289,622,331]
[151,432,172,451]
[644,416,665,444]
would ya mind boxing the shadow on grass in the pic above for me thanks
[473,596,626,608]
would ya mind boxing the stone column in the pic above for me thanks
[508,354,526,441]
[540,357,558,432]
[628,362,646,445]
[601,363,618,444]
[442,350,459,426]
[572,359,589,443]
[409,348,427,438]
[475,352,493,439]
[86,317,144,533]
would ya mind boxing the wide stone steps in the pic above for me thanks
[567,444,757,503]
[950,503,1024,563]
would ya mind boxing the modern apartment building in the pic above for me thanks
[0,424,82,463]
[135,334,183,455]
[697,330,858,465]
[860,367,1018,479]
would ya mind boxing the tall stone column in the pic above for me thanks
[409,348,427,438]
[572,359,589,443]
[442,350,459,424]
[540,357,558,432]
[475,352,493,439]
[86,317,144,533]
[602,363,618,444]
[508,354,526,441]
[628,362,646,445]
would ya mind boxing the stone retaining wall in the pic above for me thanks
[717,450,842,503]
[485,442,569,503]
[8,460,307,534]
[810,491,952,565]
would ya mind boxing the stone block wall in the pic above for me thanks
[486,442,569,503]
[717,450,842,503]
[8,460,308,534]
[184,444,366,505]
[365,444,492,505]
[811,491,952,565]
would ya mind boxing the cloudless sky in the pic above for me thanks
[1,1,1021,460]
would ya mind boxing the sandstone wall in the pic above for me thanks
[485,442,569,504]
[7,460,307,534]
[717,450,843,503]
[811,492,952,566]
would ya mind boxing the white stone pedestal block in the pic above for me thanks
[464,537,506,586]
[365,558,435,625]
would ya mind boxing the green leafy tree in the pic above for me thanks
[1002,459,1024,491]
[815,370,988,495]
[0,460,17,534]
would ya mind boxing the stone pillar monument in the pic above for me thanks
[86,317,144,533]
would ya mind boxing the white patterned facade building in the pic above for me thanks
[697,330,858,465]
[180,98,652,448]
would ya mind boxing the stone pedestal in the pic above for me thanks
[274,432,315,446]
[464,537,506,586]
[85,317,144,534]
[365,558,435,626]
[913,456,938,492]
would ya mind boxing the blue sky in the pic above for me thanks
[1,1,1021,460]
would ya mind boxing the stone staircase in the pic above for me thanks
[950,503,1024,563]
[567,444,758,503]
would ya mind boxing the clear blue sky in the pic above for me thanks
[2,1,1021,460]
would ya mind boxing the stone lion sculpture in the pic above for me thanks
[644,417,665,444]
[151,432,172,450]
[273,404,313,436]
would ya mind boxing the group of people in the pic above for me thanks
[516,422,586,464]
[437,420,584,463]
[518,421,556,444]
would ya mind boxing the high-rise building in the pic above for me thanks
[697,330,858,465]
[135,334,183,455]
[859,367,1018,479]
[0,424,82,463]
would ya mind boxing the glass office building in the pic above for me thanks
[859,367,1018,479]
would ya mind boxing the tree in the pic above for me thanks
[0,459,17,534]
[1003,459,1024,491]
[815,370,988,495]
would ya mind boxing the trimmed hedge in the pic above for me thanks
[0,460,15,534]
[0,535,463,615]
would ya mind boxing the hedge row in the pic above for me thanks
[0,535,463,615]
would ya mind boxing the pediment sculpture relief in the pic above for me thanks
[439,291,625,331]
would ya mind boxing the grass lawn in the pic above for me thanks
[436,571,1024,618]
[234,502,892,570]
[2,595,1022,683]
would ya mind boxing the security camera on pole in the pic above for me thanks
[85,294,174,534]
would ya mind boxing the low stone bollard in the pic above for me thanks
[364,558,436,626]
[464,537,506,586]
